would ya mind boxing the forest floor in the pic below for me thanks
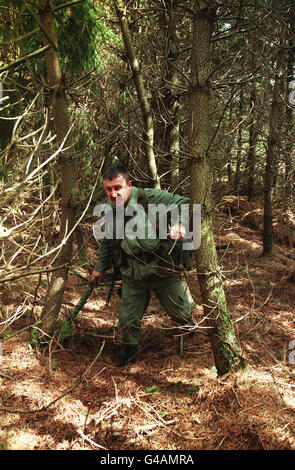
[1,195,295,452]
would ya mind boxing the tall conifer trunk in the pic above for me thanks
[38,0,77,341]
[163,0,180,187]
[188,2,243,376]
[284,2,294,207]
[262,52,283,255]
[233,89,243,194]
[246,30,259,201]
[115,1,160,188]
[247,81,257,202]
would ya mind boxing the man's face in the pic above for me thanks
[103,174,132,207]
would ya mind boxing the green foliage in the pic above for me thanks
[56,1,102,76]
[0,330,13,340]
[30,327,40,348]
[0,0,30,42]
[50,359,59,370]
[58,318,72,343]
[78,249,88,266]
[176,381,200,396]
[0,0,114,78]
[146,385,160,394]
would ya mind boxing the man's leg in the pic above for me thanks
[117,277,150,366]
[153,276,195,329]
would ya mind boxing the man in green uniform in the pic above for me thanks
[91,165,195,367]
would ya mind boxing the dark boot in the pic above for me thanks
[118,345,138,368]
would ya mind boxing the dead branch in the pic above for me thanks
[0,45,50,73]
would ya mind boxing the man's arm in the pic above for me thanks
[91,239,112,283]
[145,188,190,240]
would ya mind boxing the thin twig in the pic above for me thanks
[256,333,295,380]
[76,429,108,450]
[0,341,105,414]
[0,45,50,73]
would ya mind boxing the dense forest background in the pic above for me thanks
[0,0,294,451]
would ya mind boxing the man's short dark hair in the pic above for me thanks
[102,165,131,183]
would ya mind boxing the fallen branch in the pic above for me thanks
[76,429,108,450]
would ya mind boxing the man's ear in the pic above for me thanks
[128,181,132,188]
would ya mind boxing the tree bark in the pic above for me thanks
[38,0,77,341]
[233,89,243,194]
[115,1,160,188]
[262,52,283,256]
[246,81,257,201]
[284,2,295,207]
[189,1,243,376]
[163,0,180,187]
[246,30,261,201]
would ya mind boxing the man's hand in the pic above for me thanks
[168,224,186,240]
[90,270,104,285]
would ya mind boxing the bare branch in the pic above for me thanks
[0,45,50,73]
[0,27,39,46]
[53,0,87,11]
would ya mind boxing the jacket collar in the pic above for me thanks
[127,186,138,206]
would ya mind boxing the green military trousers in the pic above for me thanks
[118,276,195,347]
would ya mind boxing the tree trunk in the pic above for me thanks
[262,52,283,256]
[233,89,243,194]
[38,0,77,341]
[163,0,180,187]
[284,3,295,207]
[246,81,257,201]
[189,1,243,376]
[115,1,160,188]
[246,30,261,201]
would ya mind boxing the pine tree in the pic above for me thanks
[188,1,244,376]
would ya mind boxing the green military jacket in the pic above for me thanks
[95,186,192,280]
